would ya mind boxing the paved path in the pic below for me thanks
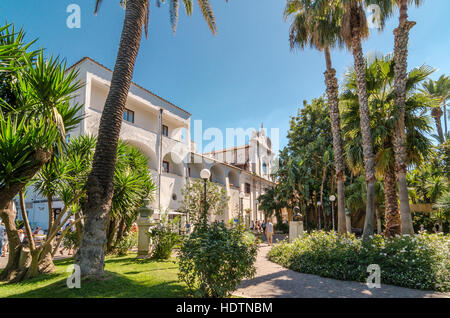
[0,250,72,270]
[234,244,450,298]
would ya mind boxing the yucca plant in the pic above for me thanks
[0,22,82,282]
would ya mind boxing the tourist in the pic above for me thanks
[0,222,5,257]
[18,229,25,243]
[33,226,44,235]
[261,220,266,241]
[265,218,273,246]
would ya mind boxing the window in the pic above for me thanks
[262,162,267,174]
[162,125,169,137]
[245,183,251,194]
[123,108,134,123]
[188,167,191,177]
[163,161,170,173]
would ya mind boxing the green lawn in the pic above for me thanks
[0,253,189,298]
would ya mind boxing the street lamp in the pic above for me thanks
[239,191,245,225]
[317,201,322,230]
[329,195,336,232]
[200,169,211,224]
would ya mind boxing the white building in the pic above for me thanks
[19,57,275,229]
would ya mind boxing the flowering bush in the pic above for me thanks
[268,231,450,292]
[178,222,258,297]
[148,227,180,259]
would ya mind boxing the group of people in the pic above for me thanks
[251,219,274,245]
[0,219,78,258]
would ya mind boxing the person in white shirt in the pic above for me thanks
[265,219,274,245]
[18,229,25,243]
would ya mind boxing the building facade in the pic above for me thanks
[20,57,275,229]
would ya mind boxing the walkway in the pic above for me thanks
[234,244,450,298]
[0,250,72,270]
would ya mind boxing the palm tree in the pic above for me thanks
[77,0,221,278]
[342,55,433,237]
[391,0,424,235]
[339,0,377,239]
[421,75,449,143]
[107,141,156,253]
[284,0,347,233]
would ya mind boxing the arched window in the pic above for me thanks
[262,162,267,174]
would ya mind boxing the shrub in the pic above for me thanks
[178,222,259,297]
[148,227,180,259]
[114,232,138,256]
[268,231,450,292]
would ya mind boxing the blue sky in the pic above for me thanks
[1,0,449,151]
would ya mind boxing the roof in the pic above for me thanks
[66,56,191,116]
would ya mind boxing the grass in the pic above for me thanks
[0,253,189,298]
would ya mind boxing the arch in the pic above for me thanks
[210,165,226,186]
[188,162,205,179]
[123,139,157,171]
[162,152,184,177]
[228,170,240,188]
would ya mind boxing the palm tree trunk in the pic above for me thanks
[383,165,401,238]
[431,107,444,143]
[351,35,376,240]
[393,0,416,235]
[106,218,118,254]
[115,217,126,246]
[75,0,148,278]
[324,47,347,234]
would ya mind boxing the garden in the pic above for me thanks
[268,231,450,292]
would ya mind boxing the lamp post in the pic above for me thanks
[329,195,336,232]
[239,192,245,225]
[317,201,322,230]
[200,168,211,224]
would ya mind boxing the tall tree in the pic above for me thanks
[276,98,334,230]
[77,0,220,278]
[342,55,433,237]
[421,75,449,143]
[391,0,423,235]
[339,0,376,239]
[284,0,347,233]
